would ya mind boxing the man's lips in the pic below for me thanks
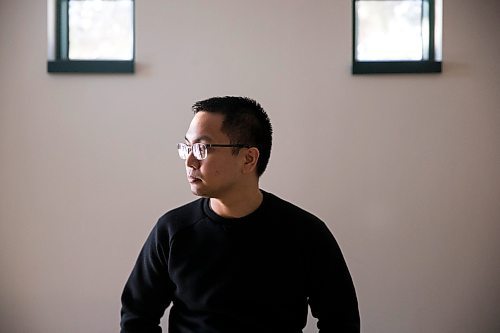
[188,175,201,183]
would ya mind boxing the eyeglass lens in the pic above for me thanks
[177,143,207,160]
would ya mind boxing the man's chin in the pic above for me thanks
[190,185,208,197]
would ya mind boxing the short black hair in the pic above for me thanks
[192,96,273,177]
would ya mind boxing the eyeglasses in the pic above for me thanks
[177,142,251,160]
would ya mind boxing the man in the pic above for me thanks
[121,96,360,333]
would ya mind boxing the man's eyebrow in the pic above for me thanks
[184,135,212,143]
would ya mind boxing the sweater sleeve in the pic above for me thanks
[120,224,174,333]
[307,221,360,333]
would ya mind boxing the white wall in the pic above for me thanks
[1,1,499,332]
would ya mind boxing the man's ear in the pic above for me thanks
[242,147,260,174]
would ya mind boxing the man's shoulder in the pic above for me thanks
[155,198,206,237]
[263,191,324,226]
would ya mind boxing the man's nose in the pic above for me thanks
[185,150,199,169]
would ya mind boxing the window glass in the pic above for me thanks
[68,0,134,60]
[355,0,425,61]
[434,0,442,61]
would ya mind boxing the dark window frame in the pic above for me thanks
[352,0,442,75]
[47,0,135,74]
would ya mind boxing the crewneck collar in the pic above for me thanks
[203,190,269,225]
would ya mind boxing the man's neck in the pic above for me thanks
[210,188,263,219]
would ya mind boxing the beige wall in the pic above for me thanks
[1,1,499,332]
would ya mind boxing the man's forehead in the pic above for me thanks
[185,112,226,143]
[190,111,224,128]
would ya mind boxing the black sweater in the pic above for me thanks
[121,191,359,333]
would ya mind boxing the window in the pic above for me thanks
[352,0,442,74]
[48,0,135,73]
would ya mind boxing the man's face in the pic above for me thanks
[184,111,245,199]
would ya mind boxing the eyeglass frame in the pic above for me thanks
[177,142,252,160]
